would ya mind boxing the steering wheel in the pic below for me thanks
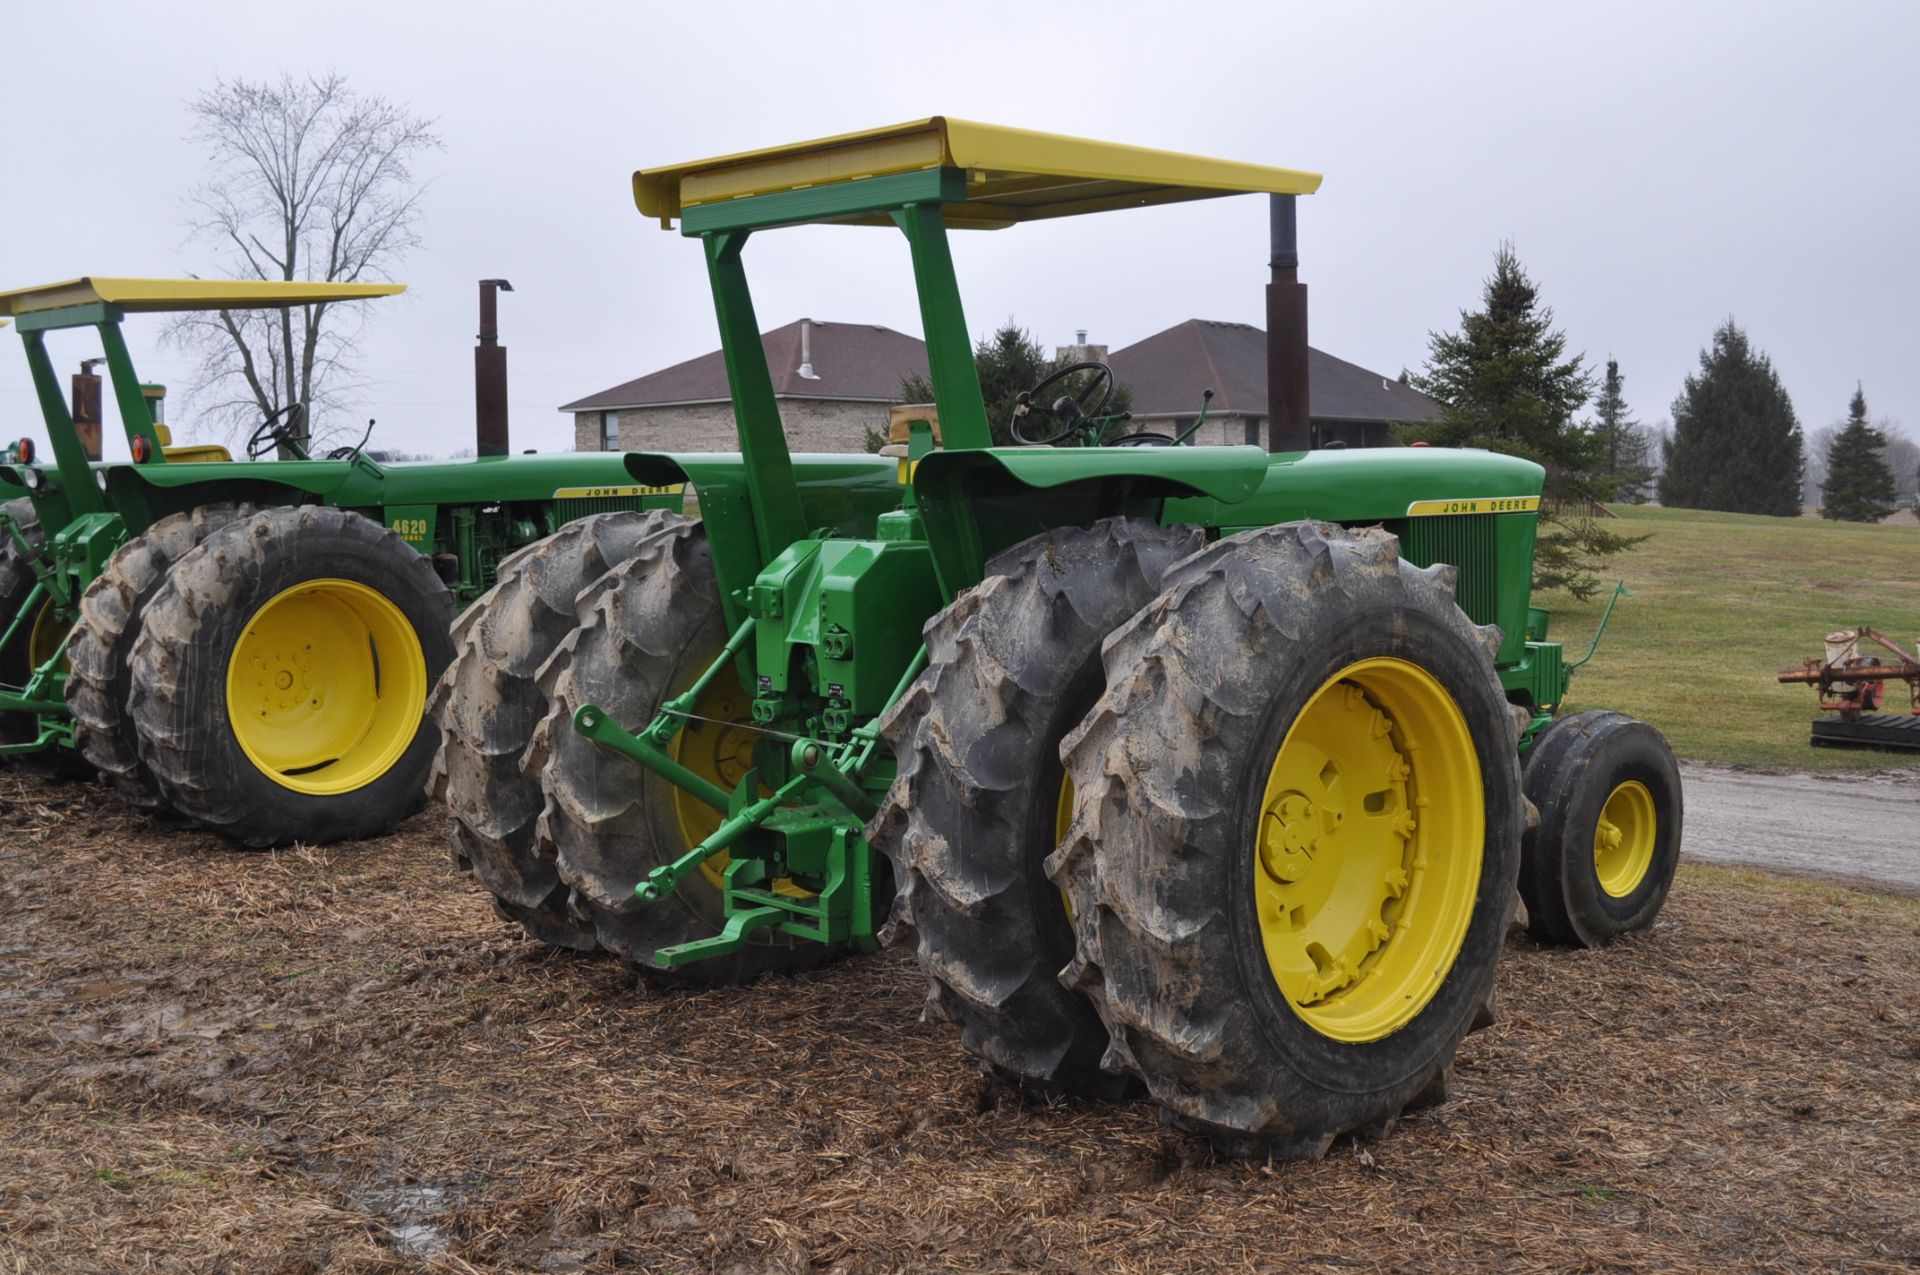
[1105,431,1177,447]
[245,404,304,459]
[1011,361,1115,445]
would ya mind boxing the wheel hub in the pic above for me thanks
[1253,659,1482,1043]
[1593,779,1657,898]
[223,579,426,796]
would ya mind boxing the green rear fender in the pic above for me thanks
[624,451,910,627]
[911,445,1271,597]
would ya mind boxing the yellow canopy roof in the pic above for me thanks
[633,117,1321,229]
[0,277,406,317]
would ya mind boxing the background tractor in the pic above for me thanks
[433,118,1684,1156]
[0,277,679,846]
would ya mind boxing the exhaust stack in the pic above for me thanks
[1266,195,1311,452]
[71,357,106,462]
[476,278,514,457]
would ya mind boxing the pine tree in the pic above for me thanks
[1593,359,1654,504]
[1659,320,1804,515]
[1820,385,1898,522]
[1407,244,1641,599]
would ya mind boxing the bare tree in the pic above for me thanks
[1880,423,1919,509]
[165,74,439,452]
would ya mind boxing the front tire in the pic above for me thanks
[1520,710,1682,947]
[1054,522,1523,1157]
[127,505,455,847]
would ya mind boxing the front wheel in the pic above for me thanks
[127,505,455,846]
[1520,710,1682,946]
[1053,522,1523,1157]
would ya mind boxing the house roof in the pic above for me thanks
[562,319,928,412]
[1108,319,1445,424]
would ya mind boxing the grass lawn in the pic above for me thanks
[1535,504,1920,771]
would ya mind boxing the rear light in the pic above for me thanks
[131,435,153,464]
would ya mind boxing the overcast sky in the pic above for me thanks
[4,1,1916,461]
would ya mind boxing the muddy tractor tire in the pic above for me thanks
[1520,710,1682,947]
[127,505,455,846]
[66,504,258,810]
[1053,521,1524,1158]
[872,517,1203,1096]
[429,510,676,950]
[528,515,827,985]
[0,498,89,778]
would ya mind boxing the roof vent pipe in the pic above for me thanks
[1076,329,1087,344]
[797,318,820,380]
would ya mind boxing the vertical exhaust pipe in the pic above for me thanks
[475,278,514,457]
[1266,195,1311,452]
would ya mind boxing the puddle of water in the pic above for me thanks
[349,1183,449,1257]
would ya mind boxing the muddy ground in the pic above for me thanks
[1,771,1917,1274]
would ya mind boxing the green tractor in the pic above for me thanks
[433,118,1684,1155]
[0,277,679,846]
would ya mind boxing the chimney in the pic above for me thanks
[475,278,514,457]
[797,318,820,380]
[1266,195,1311,452]
[71,357,105,462]
[1055,330,1108,364]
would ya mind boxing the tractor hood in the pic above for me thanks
[107,450,659,507]
[1163,446,1546,528]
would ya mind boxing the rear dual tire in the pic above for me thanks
[128,505,455,847]
[67,504,258,809]
[521,516,826,985]
[872,517,1203,1095]
[1052,522,1523,1157]
[429,510,674,949]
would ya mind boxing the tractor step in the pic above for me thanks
[1809,714,1920,751]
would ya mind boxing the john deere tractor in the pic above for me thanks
[0,277,678,846]
[433,118,1683,1156]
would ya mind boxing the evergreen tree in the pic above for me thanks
[901,321,1130,447]
[1820,385,1898,522]
[1407,244,1641,599]
[1658,320,1804,515]
[1592,359,1654,504]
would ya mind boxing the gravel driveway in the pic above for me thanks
[1679,760,1919,894]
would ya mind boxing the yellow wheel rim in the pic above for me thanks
[669,658,809,899]
[1254,658,1483,1044]
[1594,780,1657,898]
[224,579,427,796]
[28,595,65,670]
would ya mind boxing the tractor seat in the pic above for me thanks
[150,424,232,463]
[161,443,233,463]
[880,402,941,458]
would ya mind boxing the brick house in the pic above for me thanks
[1107,319,1445,448]
[563,318,928,453]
